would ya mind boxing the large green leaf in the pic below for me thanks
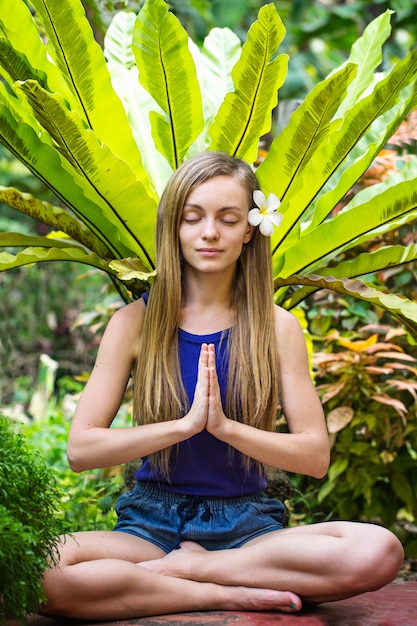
[15,81,157,268]
[256,63,357,200]
[305,85,417,232]
[329,157,417,250]
[0,232,84,249]
[336,10,393,117]
[197,28,242,128]
[278,176,417,278]
[324,244,417,280]
[0,39,48,90]
[28,0,151,187]
[132,0,204,169]
[104,11,173,195]
[0,246,113,273]
[285,243,417,309]
[0,186,110,258]
[275,274,417,340]
[265,49,417,257]
[0,100,139,261]
[0,0,68,97]
[0,58,45,133]
[208,3,288,162]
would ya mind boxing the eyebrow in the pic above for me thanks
[183,203,244,213]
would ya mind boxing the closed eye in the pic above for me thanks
[182,210,202,223]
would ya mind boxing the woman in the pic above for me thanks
[41,152,403,620]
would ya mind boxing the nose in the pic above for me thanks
[201,218,219,240]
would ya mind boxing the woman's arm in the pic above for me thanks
[67,299,204,472]
[206,306,330,479]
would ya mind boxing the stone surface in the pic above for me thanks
[6,581,417,626]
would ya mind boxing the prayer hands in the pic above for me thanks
[204,343,227,436]
[185,343,227,437]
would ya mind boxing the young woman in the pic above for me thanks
[41,152,404,620]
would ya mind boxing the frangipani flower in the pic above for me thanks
[248,190,282,236]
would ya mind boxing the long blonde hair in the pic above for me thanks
[133,152,279,478]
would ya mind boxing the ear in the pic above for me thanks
[243,222,255,244]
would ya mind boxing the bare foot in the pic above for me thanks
[140,542,302,613]
[177,541,207,552]
[228,587,302,613]
[140,541,206,578]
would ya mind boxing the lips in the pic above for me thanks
[197,248,222,256]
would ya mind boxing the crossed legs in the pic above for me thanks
[40,520,403,620]
[40,530,301,620]
[143,521,404,603]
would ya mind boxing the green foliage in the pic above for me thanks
[0,1,417,337]
[0,260,108,405]
[291,315,417,555]
[0,402,124,621]
[1,0,417,555]
[21,408,125,533]
[81,0,417,98]
[0,415,64,623]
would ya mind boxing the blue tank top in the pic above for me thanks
[134,296,267,496]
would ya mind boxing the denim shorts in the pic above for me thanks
[113,481,286,553]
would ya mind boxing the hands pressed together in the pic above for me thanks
[185,343,228,438]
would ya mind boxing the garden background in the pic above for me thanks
[1,0,417,616]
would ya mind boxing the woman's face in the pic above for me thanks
[178,175,254,278]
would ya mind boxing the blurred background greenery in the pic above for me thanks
[1,0,417,563]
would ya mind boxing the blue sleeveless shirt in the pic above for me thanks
[134,296,267,497]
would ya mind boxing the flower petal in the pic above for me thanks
[253,189,267,208]
[259,217,274,236]
[268,212,283,227]
[265,193,281,212]
[248,208,262,226]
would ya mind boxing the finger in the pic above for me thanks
[198,343,209,374]
[207,365,221,402]
[207,367,225,432]
[207,343,216,369]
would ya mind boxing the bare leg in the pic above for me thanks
[40,530,301,620]
[142,521,404,604]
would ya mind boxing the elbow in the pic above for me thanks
[67,455,84,474]
[310,446,331,480]
[67,443,88,473]
[313,464,329,480]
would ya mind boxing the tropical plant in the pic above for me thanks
[0,415,64,623]
[1,0,417,335]
[80,0,417,98]
[308,323,417,554]
[286,312,417,554]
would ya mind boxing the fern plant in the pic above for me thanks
[1,0,417,334]
[0,416,64,623]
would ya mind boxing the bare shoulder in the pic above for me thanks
[102,297,146,359]
[273,304,308,359]
[111,297,146,326]
[273,304,303,337]
[109,297,146,328]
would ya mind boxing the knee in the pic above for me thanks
[351,526,404,593]
[40,571,75,618]
[377,528,404,583]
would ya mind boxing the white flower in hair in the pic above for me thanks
[248,190,282,236]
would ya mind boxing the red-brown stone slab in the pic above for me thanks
[7,581,417,626]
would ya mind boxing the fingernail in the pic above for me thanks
[291,602,297,610]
